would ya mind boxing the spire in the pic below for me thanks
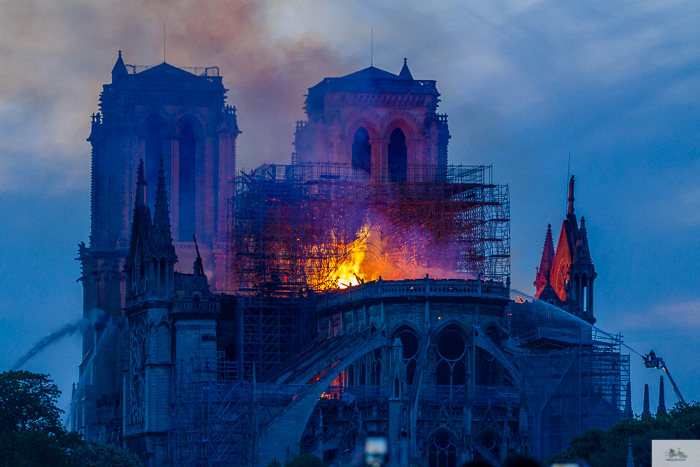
[111,50,128,81]
[658,375,667,414]
[534,224,555,297]
[399,57,413,80]
[152,154,174,251]
[136,159,146,207]
[193,235,205,276]
[624,381,633,418]
[575,217,591,263]
[642,383,651,418]
[567,175,575,216]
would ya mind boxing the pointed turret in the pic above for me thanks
[658,375,667,414]
[624,381,633,418]
[152,155,174,249]
[126,161,153,300]
[575,217,592,264]
[111,50,128,82]
[147,154,177,299]
[642,384,651,418]
[534,224,555,297]
[136,159,146,207]
[399,58,413,80]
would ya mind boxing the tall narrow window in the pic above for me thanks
[393,326,419,385]
[179,123,196,240]
[428,431,457,467]
[388,128,407,183]
[436,328,467,388]
[352,127,371,174]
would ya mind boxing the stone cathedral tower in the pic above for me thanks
[294,59,450,181]
[74,52,238,440]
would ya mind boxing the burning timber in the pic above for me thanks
[228,162,510,294]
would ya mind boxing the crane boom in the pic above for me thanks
[643,350,686,405]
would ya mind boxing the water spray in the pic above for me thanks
[11,309,107,371]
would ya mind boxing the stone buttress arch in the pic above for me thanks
[256,327,387,466]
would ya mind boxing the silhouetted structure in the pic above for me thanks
[658,375,667,414]
[73,57,628,467]
[73,51,238,441]
[642,384,651,417]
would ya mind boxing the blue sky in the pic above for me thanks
[1,0,700,416]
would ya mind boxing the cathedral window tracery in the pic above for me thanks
[435,327,467,388]
[428,430,457,467]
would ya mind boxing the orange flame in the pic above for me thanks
[332,225,396,288]
[315,224,470,290]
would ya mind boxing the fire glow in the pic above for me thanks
[321,224,470,290]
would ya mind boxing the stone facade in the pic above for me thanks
[74,52,238,441]
[75,56,627,467]
[294,60,450,183]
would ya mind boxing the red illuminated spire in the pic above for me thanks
[534,224,555,298]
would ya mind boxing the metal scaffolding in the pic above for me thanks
[174,355,252,467]
[515,328,630,459]
[229,162,510,294]
[228,162,509,381]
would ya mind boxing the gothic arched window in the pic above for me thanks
[393,325,419,384]
[475,347,499,386]
[428,431,457,467]
[352,127,371,175]
[435,327,468,388]
[388,128,407,183]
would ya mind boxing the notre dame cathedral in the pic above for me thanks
[72,52,629,467]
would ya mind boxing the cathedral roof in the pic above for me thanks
[138,62,197,78]
[307,61,438,96]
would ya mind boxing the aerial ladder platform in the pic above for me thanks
[643,350,686,404]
